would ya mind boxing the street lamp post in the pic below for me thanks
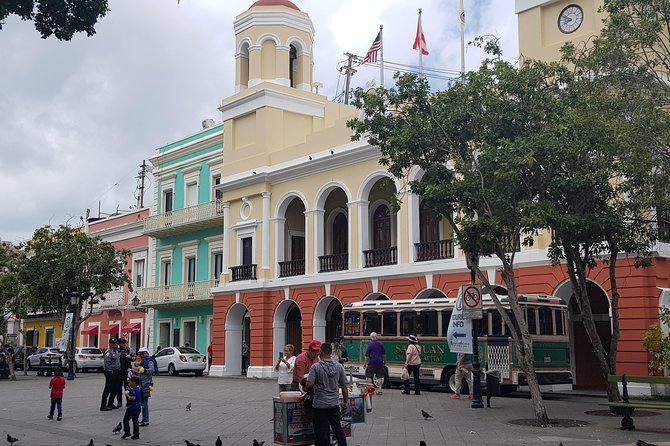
[131,295,149,347]
[465,254,484,409]
[67,292,80,381]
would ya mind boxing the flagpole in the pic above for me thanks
[459,0,466,76]
[418,8,423,76]
[379,25,385,87]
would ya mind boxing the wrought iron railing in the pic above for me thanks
[231,264,257,281]
[415,239,455,262]
[93,290,125,309]
[318,254,348,272]
[363,246,397,267]
[278,259,305,278]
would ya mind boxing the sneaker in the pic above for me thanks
[107,404,119,410]
[100,407,111,411]
[121,433,131,439]
[139,422,149,427]
[468,395,473,400]
[131,435,140,440]
[450,394,460,399]
[47,415,53,419]
[57,416,62,421]
[376,391,383,395]
[401,391,410,395]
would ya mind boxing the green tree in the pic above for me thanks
[347,43,576,425]
[644,306,670,374]
[19,225,130,370]
[0,241,27,380]
[0,0,109,40]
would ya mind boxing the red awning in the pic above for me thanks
[101,325,120,335]
[122,322,142,333]
[80,325,99,335]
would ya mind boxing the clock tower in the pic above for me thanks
[516,0,605,61]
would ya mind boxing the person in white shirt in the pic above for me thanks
[275,344,296,393]
[402,335,422,395]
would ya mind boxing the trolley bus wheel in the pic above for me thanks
[444,367,470,394]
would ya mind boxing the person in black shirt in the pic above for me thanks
[116,338,135,407]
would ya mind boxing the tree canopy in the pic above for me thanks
[0,0,109,40]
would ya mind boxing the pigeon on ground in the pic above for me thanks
[421,409,433,420]
[253,441,265,446]
[86,440,94,446]
[184,441,200,446]
[419,441,427,446]
[215,436,222,446]
[112,422,122,434]
[6,434,18,444]
[636,441,658,446]
[185,402,192,411]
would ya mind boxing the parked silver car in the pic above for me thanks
[74,347,104,372]
[26,347,64,370]
[154,346,206,376]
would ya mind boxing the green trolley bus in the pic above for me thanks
[342,293,572,394]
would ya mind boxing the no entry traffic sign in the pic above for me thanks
[460,284,483,319]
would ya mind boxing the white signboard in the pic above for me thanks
[58,312,73,352]
[447,288,473,354]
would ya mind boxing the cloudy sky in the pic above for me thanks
[0,0,518,244]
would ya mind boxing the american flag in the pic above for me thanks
[363,32,382,64]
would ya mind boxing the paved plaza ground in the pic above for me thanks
[1,372,670,446]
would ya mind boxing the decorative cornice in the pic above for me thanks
[234,10,315,39]
[219,88,324,121]
[150,129,223,168]
[515,0,560,14]
[217,140,380,193]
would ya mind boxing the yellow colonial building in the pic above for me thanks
[159,0,669,393]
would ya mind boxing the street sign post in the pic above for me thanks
[447,288,473,354]
[461,284,483,319]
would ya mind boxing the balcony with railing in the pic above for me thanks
[92,289,125,309]
[415,239,455,262]
[278,259,305,278]
[231,264,257,281]
[143,199,225,237]
[318,254,348,273]
[363,247,398,267]
[136,280,217,307]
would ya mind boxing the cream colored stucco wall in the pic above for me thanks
[518,0,605,62]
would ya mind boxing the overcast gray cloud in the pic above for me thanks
[0,0,517,243]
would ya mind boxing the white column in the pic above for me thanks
[408,190,420,263]
[351,200,369,269]
[222,202,231,275]
[308,209,325,273]
[274,217,286,278]
[262,192,271,270]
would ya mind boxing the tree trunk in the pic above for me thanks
[564,244,614,400]
[606,244,621,402]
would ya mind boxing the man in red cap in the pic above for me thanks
[292,340,321,391]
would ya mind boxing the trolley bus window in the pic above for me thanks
[381,311,397,336]
[417,310,438,336]
[400,311,418,335]
[555,310,565,336]
[538,307,554,335]
[344,311,360,336]
[441,310,452,336]
[525,306,538,334]
[363,312,381,336]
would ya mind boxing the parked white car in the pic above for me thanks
[74,347,104,372]
[154,346,206,376]
[26,348,64,370]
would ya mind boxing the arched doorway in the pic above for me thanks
[273,301,302,360]
[225,303,248,376]
[313,296,343,342]
[554,280,611,389]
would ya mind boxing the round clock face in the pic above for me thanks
[558,5,583,34]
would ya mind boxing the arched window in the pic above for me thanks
[289,45,298,88]
[373,205,391,249]
[419,200,440,242]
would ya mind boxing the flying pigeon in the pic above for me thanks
[184,441,200,446]
[253,441,265,446]
[7,434,19,445]
[112,422,122,434]
[636,441,657,446]
[421,409,433,420]
[185,402,192,411]
[86,440,94,446]
[215,436,222,446]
